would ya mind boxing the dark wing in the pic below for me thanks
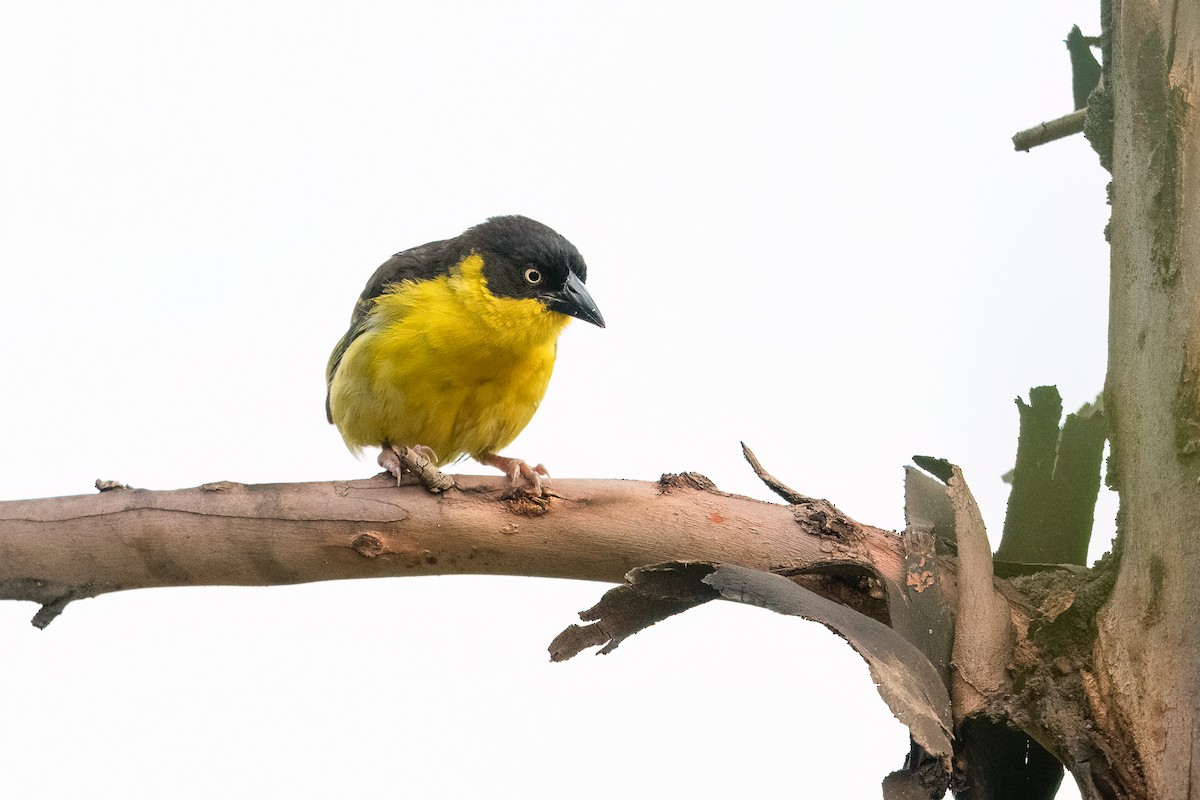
[325,237,460,422]
[1066,25,1101,110]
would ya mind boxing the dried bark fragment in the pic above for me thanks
[947,466,1012,719]
[553,562,954,760]
[901,464,956,681]
[657,472,717,492]
[904,465,957,548]
[548,562,718,659]
[702,564,954,760]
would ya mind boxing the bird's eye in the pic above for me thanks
[523,268,543,286]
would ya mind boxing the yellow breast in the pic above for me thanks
[327,254,571,464]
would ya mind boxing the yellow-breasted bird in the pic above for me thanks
[326,215,604,489]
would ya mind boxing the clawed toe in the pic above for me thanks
[482,454,551,493]
[510,461,550,492]
[378,444,443,489]
[410,445,439,465]
[377,446,405,486]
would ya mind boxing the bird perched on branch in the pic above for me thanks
[1066,25,1102,110]
[326,215,604,491]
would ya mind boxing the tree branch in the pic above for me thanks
[0,473,908,626]
[1012,108,1088,151]
[2,464,1132,791]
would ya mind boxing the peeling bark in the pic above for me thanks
[548,562,718,659]
[703,564,954,760]
[946,468,1012,722]
[552,562,954,762]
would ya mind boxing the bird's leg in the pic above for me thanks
[481,454,551,493]
[378,444,441,487]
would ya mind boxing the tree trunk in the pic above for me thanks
[1093,0,1200,796]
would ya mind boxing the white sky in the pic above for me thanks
[2,3,1108,798]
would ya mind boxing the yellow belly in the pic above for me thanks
[328,255,570,465]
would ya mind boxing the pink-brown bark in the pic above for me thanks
[0,474,905,620]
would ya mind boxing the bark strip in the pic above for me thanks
[947,466,1013,720]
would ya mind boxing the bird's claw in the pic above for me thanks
[378,447,405,486]
[507,461,550,493]
[378,444,446,490]
[410,444,438,465]
[482,454,551,495]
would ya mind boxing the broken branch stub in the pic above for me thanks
[552,561,953,761]
[947,466,1013,720]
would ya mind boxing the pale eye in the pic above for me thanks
[524,267,543,285]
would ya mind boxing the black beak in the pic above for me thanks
[545,271,605,328]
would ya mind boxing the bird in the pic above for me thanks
[1066,25,1102,111]
[326,215,604,491]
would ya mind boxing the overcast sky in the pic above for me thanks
[2,3,1108,797]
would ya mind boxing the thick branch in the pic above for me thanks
[6,467,1129,789]
[0,474,907,624]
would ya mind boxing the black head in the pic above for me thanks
[459,215,604,327]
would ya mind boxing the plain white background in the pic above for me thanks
[2,3,1110,797]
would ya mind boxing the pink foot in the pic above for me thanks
[481,454,551,493]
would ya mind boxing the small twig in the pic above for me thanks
[396,446,456,493]
[1012,108,1088,151]
[740,442,814,504]
[32,591,76,629]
